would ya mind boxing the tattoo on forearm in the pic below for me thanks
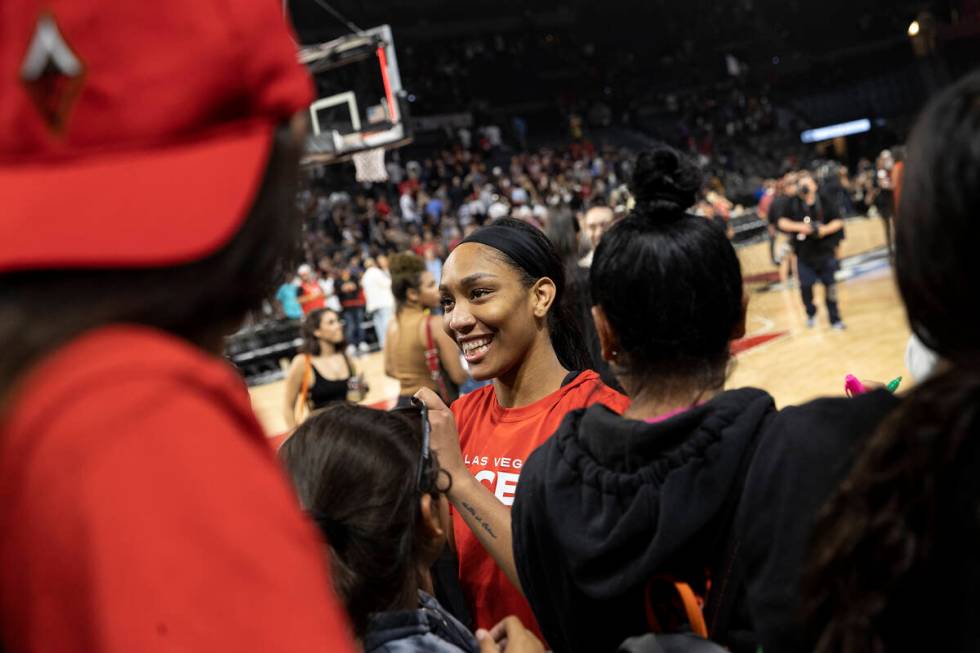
[460,501,497,539]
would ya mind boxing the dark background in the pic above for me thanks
[288,0,979,179]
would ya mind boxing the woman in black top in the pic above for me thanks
[283,308,365,428]
[797,71,980,653]
[733,71,980,653]
[511,145,775,653]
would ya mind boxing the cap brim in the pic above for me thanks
[0,122,274,271]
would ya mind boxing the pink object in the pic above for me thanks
[644,406,698,424]
[845,374,868,397]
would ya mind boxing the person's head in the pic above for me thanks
[0,1,311,397]
[583,205,615,250]
[590,145,745,398]
[280,403,451,638]
[364,257,377,269]
[783,171,799,196]
[390,252,440,310]
[298,263,315,282]
[543,207,582,266]
[377,254,389,271]
[798,171,817,196]
[697,199,716,218]
[302,308,345,355]
[440,217,590,382]
[803,71,980,652]
[877,149,894,170]
[894,76,980,362]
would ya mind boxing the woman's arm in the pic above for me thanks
[431,320,469,386]
[282,355,306,430]
[383,320,400,378]
[818,219,845,238]
[346,355,368,401]
[414,387,521,592]
[778,217,814,234]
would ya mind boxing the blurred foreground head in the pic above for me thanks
[0,0,314,389]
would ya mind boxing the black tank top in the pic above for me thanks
[308,355,354,410]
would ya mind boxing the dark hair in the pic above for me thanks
[466,217,591,371]
[389,251,426,308]
[0,124,302,400]
[803,72,980,652]
[279,404,448,638]
[543,207,583,266]
[591,145,742,391]
[301,307,345,356]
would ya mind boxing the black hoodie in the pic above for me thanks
[512,388,775,653]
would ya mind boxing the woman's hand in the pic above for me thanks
[414,387,467,476]
[414,387,523,591]
[476,617,545,653]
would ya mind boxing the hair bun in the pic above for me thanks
[629,145,702,218]
[388,252,424,277]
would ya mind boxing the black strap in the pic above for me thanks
[561,370,582,387]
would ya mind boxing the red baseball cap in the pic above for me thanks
[0,0,313,271]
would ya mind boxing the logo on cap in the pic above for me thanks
[20,14,86,135]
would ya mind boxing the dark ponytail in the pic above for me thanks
[279,404,449,638]
[802,71,980,651]
[629,146,702,217]
[460,217,591,372]
[591,144,742,391]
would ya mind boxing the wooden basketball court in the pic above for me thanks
[249,217,908,437]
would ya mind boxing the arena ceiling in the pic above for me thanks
[289,0,956,59]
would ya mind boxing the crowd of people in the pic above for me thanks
[279,74,975,653]
[273,129,903,359]
[3,1,980,652]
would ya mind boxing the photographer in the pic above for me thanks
[778,172,846,329]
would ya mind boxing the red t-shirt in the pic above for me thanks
[299,280,326,313]
[0,325,356,652]
[450,371,629,636]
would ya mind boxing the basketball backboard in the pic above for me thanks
[298,24,411,165]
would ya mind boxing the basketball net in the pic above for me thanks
[353,147,388,183]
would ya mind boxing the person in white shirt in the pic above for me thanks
[578,204,615,268]
[317,258,342,312]
[399,190,419,226]
[362,256,396,348]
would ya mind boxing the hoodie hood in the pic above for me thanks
[512,387,775,652]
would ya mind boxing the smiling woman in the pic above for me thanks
[428,217,629,639]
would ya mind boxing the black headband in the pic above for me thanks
[459,223,555,283]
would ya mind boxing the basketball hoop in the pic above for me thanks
[353,146,388,183]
